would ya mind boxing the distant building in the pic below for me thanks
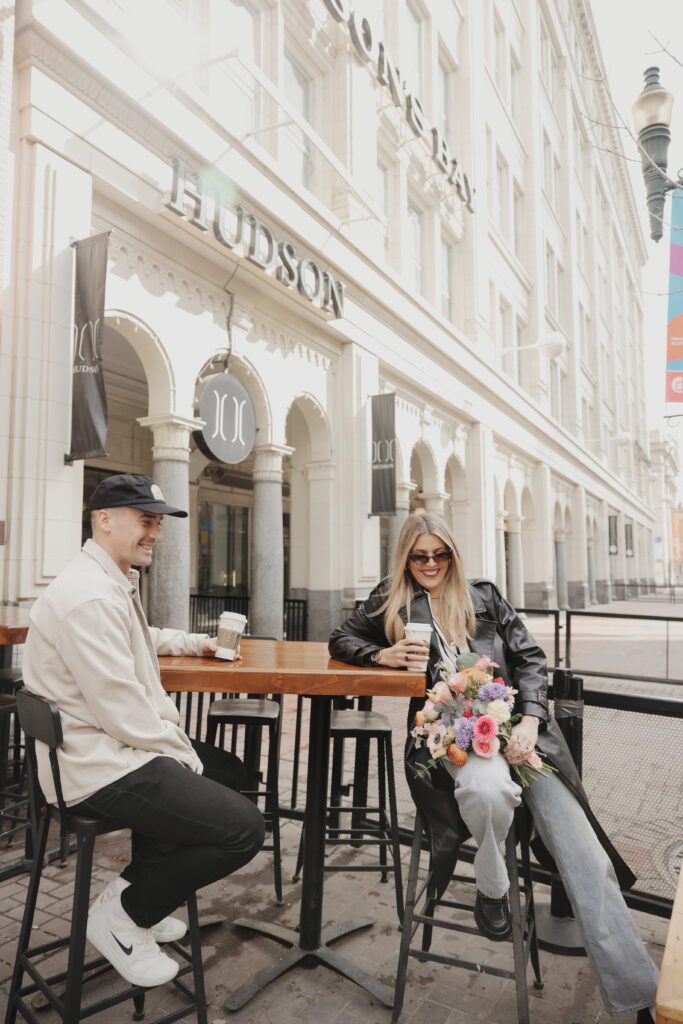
[0,0,664,635]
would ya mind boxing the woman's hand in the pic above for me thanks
[374,639,429,669]
[503,715,540,765]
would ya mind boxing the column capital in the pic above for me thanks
[304,460,336,482]
[507,515,523,533]
[137,414,203,462]
[253,443,295,483]
[422,491,449,513]
[396,479,415,510]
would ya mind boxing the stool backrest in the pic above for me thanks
[15,688,69,824]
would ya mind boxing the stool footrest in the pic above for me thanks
[324,863,397,873]
[408,946,516,982]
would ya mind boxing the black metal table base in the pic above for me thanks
[224,916,393,1011]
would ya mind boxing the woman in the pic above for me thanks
[329,512,657,1022]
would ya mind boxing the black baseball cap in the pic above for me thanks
[88,474,188,518]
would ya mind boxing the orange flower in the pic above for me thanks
[414,711,425,727]
[446,744,468,767]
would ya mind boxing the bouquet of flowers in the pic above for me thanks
[410,652,555,787]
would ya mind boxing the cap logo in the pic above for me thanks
[151,484,165,501]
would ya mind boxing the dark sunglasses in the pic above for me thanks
[407,550,453,568]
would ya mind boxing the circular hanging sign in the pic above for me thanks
[195,375,256,464]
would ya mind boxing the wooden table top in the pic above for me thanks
[657,863,683,1024]
[0,607,30,645]
[159,639,425,698]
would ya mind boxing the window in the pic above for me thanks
[545,244,562,316]
[404,2,423,96]
[440,237,453,319]
[282,52,312,188]
[513,183,523,257]
[493,153,508,237]
[200,0,260,133]
[437,58,451,142]
[493,15,505,95]
[408,202,424,293]
[539,17,555,101]
[377,160,390,258]
[510,48,521,121]
[543,132,553,203]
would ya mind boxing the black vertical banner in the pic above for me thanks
[608,514,618,555]
[371,393,396,516]
[66,232,110,462]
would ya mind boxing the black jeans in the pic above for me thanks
[71,740,265,927]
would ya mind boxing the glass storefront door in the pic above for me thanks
[197,501,249,594]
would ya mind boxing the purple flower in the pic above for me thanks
[455,717,474,750]
[478,683,508,702]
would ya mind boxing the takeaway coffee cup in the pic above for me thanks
[404,622,432,672]
[216,611,247,661]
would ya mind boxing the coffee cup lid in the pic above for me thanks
[220,611,247,623]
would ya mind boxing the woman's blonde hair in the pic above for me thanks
[376,512,476,644]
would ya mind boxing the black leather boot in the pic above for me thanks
[474,890,511,941]
[635,1008,654,1024]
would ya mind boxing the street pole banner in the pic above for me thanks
[665,189,683,406]
[370,392,396,516]
[66,232,111,462]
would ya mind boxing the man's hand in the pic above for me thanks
[201,636,241,661]
[503,715,540,765]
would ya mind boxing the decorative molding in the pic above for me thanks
[106,232,232,328]
[252,318,334,372]
[15,25,196,168]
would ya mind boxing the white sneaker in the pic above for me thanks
[87,895,179,988]
[94,877,187,943]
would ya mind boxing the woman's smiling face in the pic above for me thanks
[406,533,452,595]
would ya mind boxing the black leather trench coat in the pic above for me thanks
[329,577,636,899]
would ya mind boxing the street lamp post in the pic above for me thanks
[632,67,679,243]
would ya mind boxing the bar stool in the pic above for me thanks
[0,694,28,847]
[5,689,208,1024]
[294,708,404,923]
[392,805,543,1024]
[205,694,283,905]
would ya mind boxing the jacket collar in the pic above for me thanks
[399,580,490,620]
[83,538,140,594]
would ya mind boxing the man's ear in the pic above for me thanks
[93,508,111,533]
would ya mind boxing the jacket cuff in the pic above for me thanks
[517,691,549,722]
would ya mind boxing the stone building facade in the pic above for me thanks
[0,0,659,638]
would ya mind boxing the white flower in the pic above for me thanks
[487,699,511,724]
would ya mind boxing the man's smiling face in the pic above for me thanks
[95,507,164,574]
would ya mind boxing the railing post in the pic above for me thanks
[565,612,572,668]
[536,668,586,956]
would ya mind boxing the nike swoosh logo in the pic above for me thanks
[110,932,133,956]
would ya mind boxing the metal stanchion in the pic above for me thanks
[536,668,586,956]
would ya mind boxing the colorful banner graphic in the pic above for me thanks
[666,189,683,403]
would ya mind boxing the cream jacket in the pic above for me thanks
[22,539,207,805]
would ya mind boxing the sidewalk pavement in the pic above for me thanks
[0,817,667,1024]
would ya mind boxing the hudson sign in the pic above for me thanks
[323,0,474,210]
[166,157,345,318]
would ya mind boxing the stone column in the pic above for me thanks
[567,484,589,608]
[138,414,199,630]
[595,499,612,604]
[523,462,556,608]
[251,444,292,640]
[387,480,413,569]
[495,513,508,598]
[306,459,341,641]
[506,516,525,609]
[587,543,597,604]
[466,424,497,578]
[422,491,448,516]
[554,530,569,609]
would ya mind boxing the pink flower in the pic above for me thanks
[450,674,468,694]
[472,735,500,758]
[473,715,499,739]
[421,700,439,722]
[431,681,452,704]
[493,676,506,686]
[526,751,542,770]
[474,656,489,670]
[463,710,473,718]
[463,698,473,710]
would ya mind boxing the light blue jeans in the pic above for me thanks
[443,755,659,1015]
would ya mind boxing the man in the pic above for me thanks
[22,474,265,988]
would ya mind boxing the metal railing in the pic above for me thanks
[565,608,683,687]
[189,594,308,641]
[515,607,562,669]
